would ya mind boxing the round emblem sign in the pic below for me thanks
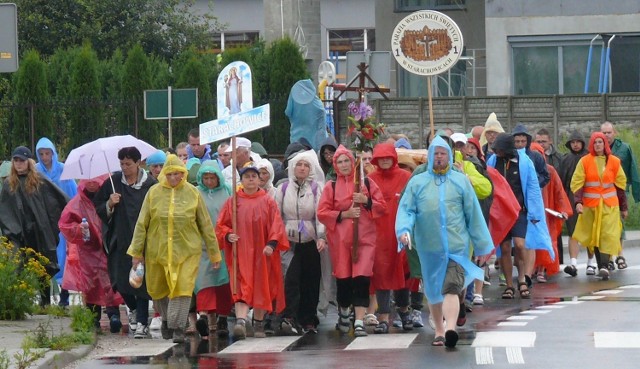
[391,10,464,76]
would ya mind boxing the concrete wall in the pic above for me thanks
[485,0,640,95]
[335,94,640,149]
[194,0,264,31]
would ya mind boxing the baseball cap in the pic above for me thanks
[12,146,33,160]
[451,133,468,144]
[238,165,259,177]
[224,137,252,153]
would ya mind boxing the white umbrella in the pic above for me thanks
[60,135,158,192]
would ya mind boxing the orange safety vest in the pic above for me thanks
[581,154,621,208]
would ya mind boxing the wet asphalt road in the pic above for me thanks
[76,247,640,369]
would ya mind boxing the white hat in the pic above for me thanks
[451,133,468,144]
[224,137,252,152]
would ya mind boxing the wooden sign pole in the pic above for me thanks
[427,77,435,139]
[231,136,238,295]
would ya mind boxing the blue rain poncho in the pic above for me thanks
[396,136,493,304]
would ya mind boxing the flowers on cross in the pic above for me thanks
[347,101,385,152]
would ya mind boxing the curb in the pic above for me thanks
[34,344,94,369]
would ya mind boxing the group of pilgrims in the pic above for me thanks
[0,113,638,349]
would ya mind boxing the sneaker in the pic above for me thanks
[109,315,122,333]
[127,309,137,331]
[411,309,424,328]
[302,324,318,334]
[134,323,149,339]
[217,316,229,338]
[499,273,507,286]
[172,327,185,343]
[472,294,484,305]
[392,319,402,328]
[280,317,299,335]
[456,304,467,327]
[586,265,597,276]
[233,319,247,340]
[160,320,173,340]
[564,265,578,277]
[253,320,266,338]
[483,275,491,286]
[149,316,162,331]
[398,310,413,331]
[536,274,547,283]
[607,261,615,271]
[363,313,379,326]
[599,268,610,281]
[196,315,209,337]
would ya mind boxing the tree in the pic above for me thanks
[12,50,51,149]
[67,44,103,152]
[15,0,224,60]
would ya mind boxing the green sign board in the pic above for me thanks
[0,3,19,73]
[144,88,198,120]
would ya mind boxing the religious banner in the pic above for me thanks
[391,10,464,76]
[199,104,270,145]
[217,61,253,119]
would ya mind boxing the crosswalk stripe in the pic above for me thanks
[472,332,536,347]
[594,332,640,348]
[536,304,566,309]
[475,347,494,365]
[594,290,623,295]
[498,322,528,327]
[506,346,525,364]
[618,285,640,289]
[218,336,300,354]
[98,341,176,357]
[344,333,419,350]
[579,295,605,300]
[520,310,551,315]
[507,315,537,321]
[555,300,584,305]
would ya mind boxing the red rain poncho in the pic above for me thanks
[59,176,123,307]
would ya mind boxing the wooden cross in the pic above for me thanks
[334,62,390,102]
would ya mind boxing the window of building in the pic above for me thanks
[394,0,466,12]
[328,29,375,59]
[510,34,640,95]
[211,32,260,53]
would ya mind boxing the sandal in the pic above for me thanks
[354,322,367,337]
[363,313,379,326]
[586,265,596,276]
[374,321,389,334]
[432,335,445,346]
[501,287,516,299]
[616,256,628,270]
[337,310,351,334]
[518,282,531,299]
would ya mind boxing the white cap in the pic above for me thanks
[451,133,468,144]
[224,137,252,152]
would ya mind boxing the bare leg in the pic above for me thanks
[443,294,459,333]
[429,303,445,338]
[500,240,514,289]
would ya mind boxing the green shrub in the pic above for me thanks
[0,238,51,320]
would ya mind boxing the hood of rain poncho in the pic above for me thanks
[427,136,453,174]
[511,123,532,148]
[197,160,231,195]
[251,142,268,156]
[77,174,109,194]
[186,157,201,171]
[159,154,188,188]
[371,143,399,169]
[287,149,325,184]
[35,137,77,198]
[394,138,412,149]
[467,137,485,162]
[565,130,587,151]
[332,145,355,178]
[256,158,275,191]
[318,135,339,169]
[529,142,546,161]
[479,112,505,146]
[146,150,167,166]
[492,132,517,157]
[588,132,611,156]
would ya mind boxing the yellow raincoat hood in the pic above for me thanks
[158,154,188,188]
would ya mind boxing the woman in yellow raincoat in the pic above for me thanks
[571,132,627,280]
[128,154,222,343]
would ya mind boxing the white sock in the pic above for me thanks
[571,258,577,267]
[587,258,596,267]
[354,319,364,327]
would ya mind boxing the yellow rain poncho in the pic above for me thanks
[128,154,221,299]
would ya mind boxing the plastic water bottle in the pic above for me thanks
[81,218,90,242]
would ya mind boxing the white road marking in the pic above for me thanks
[594,332,640,348]
[218,336,300,354]
[618,285,640,289]
[507,315,537,321]
[555,300,584,305]
[344,333,418,350]
[475,347,494,365]
[99,341,176,357]
[594,290,623,295]
[536,304,566,309]
[506,346,525,364]
[498,322,528,327]
[579,295,605,300]
[472,332,536,347]
[520,310,551,314]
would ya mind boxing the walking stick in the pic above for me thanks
[352,157,361,263]
[231,136,238,295]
